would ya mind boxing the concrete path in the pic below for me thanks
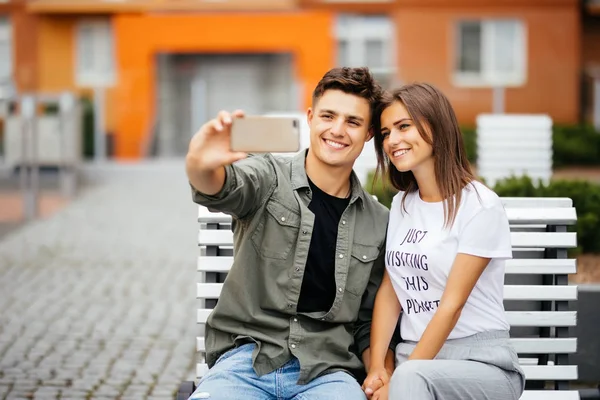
[0,161,199,400]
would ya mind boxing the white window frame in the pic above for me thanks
[75,19,116,87]
[335,15,396,87]
[0,15,12,85]
[453,19,527,88]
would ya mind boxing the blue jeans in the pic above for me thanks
[189,343,366,400]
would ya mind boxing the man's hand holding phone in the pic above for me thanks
[188,109,248,172]
[186,109,301,195]
[185,110,247,196]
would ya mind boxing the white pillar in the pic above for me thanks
[20,95,38,221]
[492,86,505,114]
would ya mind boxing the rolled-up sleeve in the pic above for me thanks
[191,154,277,220]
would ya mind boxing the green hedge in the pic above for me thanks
[81,97,95,159]
[552,124,600,167]
[461,125,477,164]
[366,173,600,254]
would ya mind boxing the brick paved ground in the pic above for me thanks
[0,163,199,399]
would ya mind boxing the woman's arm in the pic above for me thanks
[367,269,402,369]
[362,270,402,397]
[408,253,491,360]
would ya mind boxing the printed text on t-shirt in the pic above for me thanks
[389,228,441,315]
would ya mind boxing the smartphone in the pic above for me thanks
[230,116,301,153]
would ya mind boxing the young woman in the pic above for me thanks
[362,83,525,400]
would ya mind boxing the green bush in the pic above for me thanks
[367,170,396,210]
[366,173,600,254]
[365,171,396,210]
[552,124,600,167]
[461,125,477,164]
[80,97,95,159]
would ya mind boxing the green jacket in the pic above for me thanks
[192,150,390,384]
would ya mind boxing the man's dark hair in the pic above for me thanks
[312,67,383,126]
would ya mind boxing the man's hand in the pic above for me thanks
[187,110,247,172]
[362,367,390,399]
[186,110,247,195]
[372,383,389,400]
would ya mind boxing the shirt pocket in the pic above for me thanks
[251,199,301,260]
[346,242,380,296]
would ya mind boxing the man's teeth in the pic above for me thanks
[325,139,346,149]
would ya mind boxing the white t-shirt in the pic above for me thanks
[385,181,512,341]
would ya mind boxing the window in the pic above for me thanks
[76,20,115,87]
[454,19,526,87]
[0,16,12,85]
[335,15,396,89]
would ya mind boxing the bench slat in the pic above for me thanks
[505,208,577,225]
[506,311,576,327]
[501,198,573,208]
[195,365,578,382]
[199,230,577,249]
[520,391,581,400]
[198,207,231,224]
[194,336,577,355]
[504,285,577,301]
[197,281,577,302]
[522,365,578,380]
[197,308,577,327]
[197,283,222,299]
[505,259,576,275]
[510,338,577,354]
[199,230,234,247]
[199,200,575,224]
[197,257,578,275]
[198,309,211,324]
[198,256,233,272]
[511,232,577,249]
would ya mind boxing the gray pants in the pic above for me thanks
[389,330,525,400]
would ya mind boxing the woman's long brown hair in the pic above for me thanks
[373,83,477,228]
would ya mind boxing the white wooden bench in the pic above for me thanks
[181,197,581,400]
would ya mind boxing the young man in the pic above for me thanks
[186,67,396,400]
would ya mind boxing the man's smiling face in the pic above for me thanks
[307,89,373,169]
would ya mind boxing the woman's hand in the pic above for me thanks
[362,367,391,399]
[372,382,389,400]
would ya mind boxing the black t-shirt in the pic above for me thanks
[297,178,351,313]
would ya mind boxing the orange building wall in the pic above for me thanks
[113,11,334,159]
[38,16,76,91]
[10,8,39,91]
[394,5,581,125]
[36,15,116,135]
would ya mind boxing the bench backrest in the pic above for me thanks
[196,196,578,396]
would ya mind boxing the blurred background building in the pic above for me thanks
[0,0,599,160]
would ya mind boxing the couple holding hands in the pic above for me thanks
[185,67,525,400]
